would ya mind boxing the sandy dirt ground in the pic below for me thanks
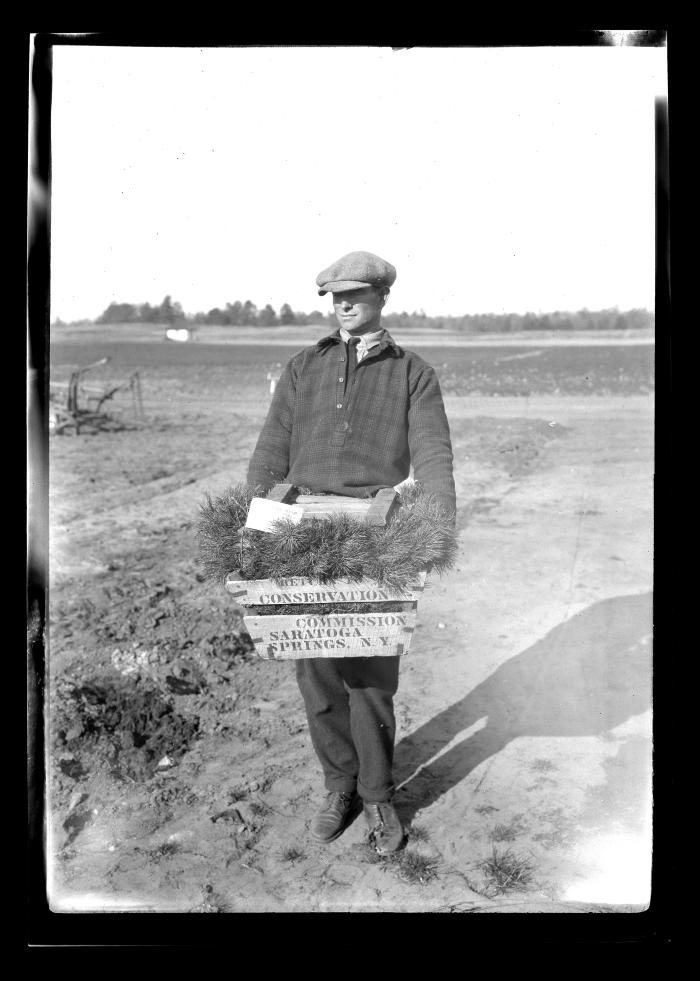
[44,338,653,914]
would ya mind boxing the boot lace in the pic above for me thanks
[366,803,386,830]
[324,791,354,815]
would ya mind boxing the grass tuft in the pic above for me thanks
[389,850,438,885]
[407,823,430,843]
[490,823,519,842]
[489,813,527,843]
[474,804,499,815]
[280,845,306,864]
[529,758,557,773]
[478,847,535,895]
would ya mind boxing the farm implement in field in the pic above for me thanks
[49,357,145,435]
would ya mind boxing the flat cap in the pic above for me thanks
[316,250,397,296]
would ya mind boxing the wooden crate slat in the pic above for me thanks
[301,513,367,522]
[295,495,370,521]
[298,503,369,511]
[245,610,417,660]
[260,489,398,526]
[255,643,407,661]
[266,483,297,504]
[295,494,370,509]
[299,503,370,521]
[364,488,399,526]
[225,571,427,605]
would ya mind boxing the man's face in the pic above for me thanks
[332,286,385,335]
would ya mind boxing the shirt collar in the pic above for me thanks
[339,326,384,351]
[316,327,401,357]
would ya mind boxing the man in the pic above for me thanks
[247,251,455,854]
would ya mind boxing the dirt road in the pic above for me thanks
[46,380,653,912]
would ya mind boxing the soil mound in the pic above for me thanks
[53,672,200,784]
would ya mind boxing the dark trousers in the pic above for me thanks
[295,656,401,803]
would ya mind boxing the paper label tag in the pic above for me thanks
[245,497,305,533]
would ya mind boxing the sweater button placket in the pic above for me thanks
[336,351,345,411]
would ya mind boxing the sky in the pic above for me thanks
[48,44,667,322]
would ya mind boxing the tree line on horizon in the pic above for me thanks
[71,295,654,333]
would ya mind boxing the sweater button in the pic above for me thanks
[338,376,344,382]
[336,403,343,409]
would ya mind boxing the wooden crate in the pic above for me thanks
[225,485,427,660]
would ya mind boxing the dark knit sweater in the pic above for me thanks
[247,328,456,517]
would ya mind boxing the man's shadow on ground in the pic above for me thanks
[393,592,652,825]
